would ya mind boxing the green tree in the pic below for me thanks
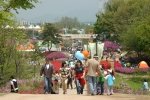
[0,0,39,84]
[42,23,62,52]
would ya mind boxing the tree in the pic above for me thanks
[0,0,39,84]
[0,0,39,22]
[54,16,81,29]
[42,23,62,52]
[104,0,150,58]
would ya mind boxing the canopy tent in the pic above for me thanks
[16,43,35,51]
[138,61,149,68]
[34,25,41,30]
[28,25,35,29]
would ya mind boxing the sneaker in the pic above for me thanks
[96,92,100,95]
[91,93,95,96]
[45,92,49,94]
[63,91,67,94]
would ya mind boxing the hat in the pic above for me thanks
[93,54,99,58]
[108,69,112,73]
[99,65,102,68]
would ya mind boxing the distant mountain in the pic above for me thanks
[29,9,98,23]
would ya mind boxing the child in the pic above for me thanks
[105,69,115,96]
[67,68,73,89]
[142,79,149,91]
[53,71,61,94]
[97,65,105,95]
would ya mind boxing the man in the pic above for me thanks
[40,58,55,94]
[10,76,18,93]
[86,54,100,95]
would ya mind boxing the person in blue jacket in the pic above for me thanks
[105,69,115,96]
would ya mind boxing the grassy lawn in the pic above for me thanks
[114,71,150,94]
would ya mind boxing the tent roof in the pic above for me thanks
[34,25,41,29]
[138,61,149,68]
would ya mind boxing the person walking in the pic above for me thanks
[86,54,100,95]
[10,76,18,93]
[74,60,85,94]
[97,65,105,95]
[67,68,73,89]
[59,61,70,94]
[40,58,55,94]
[105,69,115,96]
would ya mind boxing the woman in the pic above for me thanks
[74,60,85,94]
[59,61,70,94]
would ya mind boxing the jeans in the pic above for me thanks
[87,75,97,94]
[97,82,104,94]
[75,78,84,94]
[44,77,52,93]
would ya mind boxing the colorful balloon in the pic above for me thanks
[82,50,89,58]
[75,52,84,60]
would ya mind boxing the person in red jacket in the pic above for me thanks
[74,60,85,94]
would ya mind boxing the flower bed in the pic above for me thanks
[115,67,150,74]
[0,78,44,94]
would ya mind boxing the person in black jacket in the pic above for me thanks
[40,58,55,94]
[10,76,18,93]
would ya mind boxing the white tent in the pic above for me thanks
[17,26,26,29]
[34,25,41,30]
[28,25,35,29]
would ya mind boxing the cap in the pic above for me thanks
[108,69,112,73]
[93,54,99,58]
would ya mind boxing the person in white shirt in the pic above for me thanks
[10,76,18,93]
[142,79,149,91]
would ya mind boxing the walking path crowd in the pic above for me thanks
[8,47,149,96]
[40,53,116,96]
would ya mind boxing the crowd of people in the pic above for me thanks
[8,48,149,95]
[39,53,116,96]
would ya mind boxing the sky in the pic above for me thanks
[15,0,107,22]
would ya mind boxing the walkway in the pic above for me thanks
[0,87,149,100]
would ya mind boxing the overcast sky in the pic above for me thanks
[15,0,106,22]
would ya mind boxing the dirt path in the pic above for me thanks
[0,88,149,100]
